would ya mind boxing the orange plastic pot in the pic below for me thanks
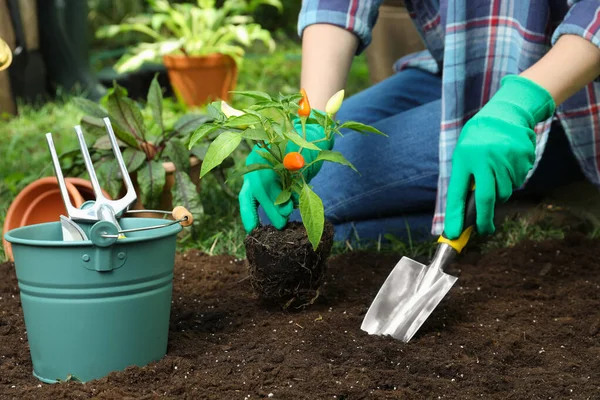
[163,53,238,107]
[2,177,84,261]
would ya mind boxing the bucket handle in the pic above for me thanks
[100,206,194,239]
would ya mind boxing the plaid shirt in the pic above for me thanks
[298,0,600,235]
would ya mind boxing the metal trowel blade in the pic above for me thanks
[360,255,458,343]
[60,215,88,241]
[360,256,428,335]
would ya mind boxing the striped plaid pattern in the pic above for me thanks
[298,0,600,235]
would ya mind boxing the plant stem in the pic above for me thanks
[301,117,307,140]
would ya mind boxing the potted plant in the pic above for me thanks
[95,0,282,107]
[68,75,211,219]
[189,89,386,308]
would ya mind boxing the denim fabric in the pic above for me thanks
[260,68,584,243]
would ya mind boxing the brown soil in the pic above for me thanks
[0,233,599,399]
[244,221,334,308]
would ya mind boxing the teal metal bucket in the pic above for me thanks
[3,217,182,383]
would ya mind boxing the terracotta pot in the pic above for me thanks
[2,177,85,261]
[125,156,202,217]
[66,177,112,202]
[162,53,238,107]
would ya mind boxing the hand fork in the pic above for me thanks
[45,117,137,233]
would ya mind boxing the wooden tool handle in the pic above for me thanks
[172,206,193,227]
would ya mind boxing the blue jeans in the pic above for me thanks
[263,68,583,243]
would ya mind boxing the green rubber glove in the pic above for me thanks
[238,112,334,233]
[444,75,555,239]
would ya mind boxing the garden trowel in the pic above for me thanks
[361,186,477,342]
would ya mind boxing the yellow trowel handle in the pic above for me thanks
[438,184,476,254]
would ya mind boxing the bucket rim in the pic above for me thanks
[3,218,183,247]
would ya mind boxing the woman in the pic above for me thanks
[238,0,600,243]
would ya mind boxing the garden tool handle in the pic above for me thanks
[438,184,476,254]
[172,206,194,227]
[123,206,194,227]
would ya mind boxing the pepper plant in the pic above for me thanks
[188,89,386,250]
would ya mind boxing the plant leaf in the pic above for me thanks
[106,83,146,145]
[189,143,209,161]
[206,102,226,121]
[200,131,242,178]
[147,75,164,137]
[274,189,291,205]
[284,131,320,151]
[223,113,261,128]
[338,121,387,136]
[299,184,324,251]
[311,150,358,173]
[188,125,220,148]
[250,101,282,111]
[172,170,203,223]
[164,138,191,171]
[226,163,273,182]
[93,136,114,150]
[173,114,210,136]
[72,97,108,118]
[241,128,269,141]
[94,158,123,199]
[122,148,147,173]
[256,148,280,166]
[137,160,166,209]
[81,116,111,138]
[229,90,272,101]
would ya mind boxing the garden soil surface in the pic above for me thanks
[0,233,599,399]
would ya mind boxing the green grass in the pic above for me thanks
[478,216,566,253]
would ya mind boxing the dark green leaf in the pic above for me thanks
[284,131,320,151]
[230,90,272,101]
[241,128,270,141]
[223,113,261,128]
[256,148,280,166]
[299,184,325,251]
[106,83,147,145]
[271,143,283,160]
[172,170,203,223]
[312,150,358,173]
[189,143,209,161]
[206,102,225,121]
[338,121,388,136]
[273,137,288,158]
[250,101,282,111]
[173,114,210,136]
[81,116,110,138]
[274,189,291,205]
[94,158,123,199]
[188,125,219,148]
[200,131,243,178]
[226,163,273,182]
[72,97,108,118]
[122,148,147,172]
[92,136,114,150]
[147,75,164,136]
[164,138,190,171]
[137,160,166,208]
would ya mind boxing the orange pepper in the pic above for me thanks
[298,88,311,118]
[283,152,305,171]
